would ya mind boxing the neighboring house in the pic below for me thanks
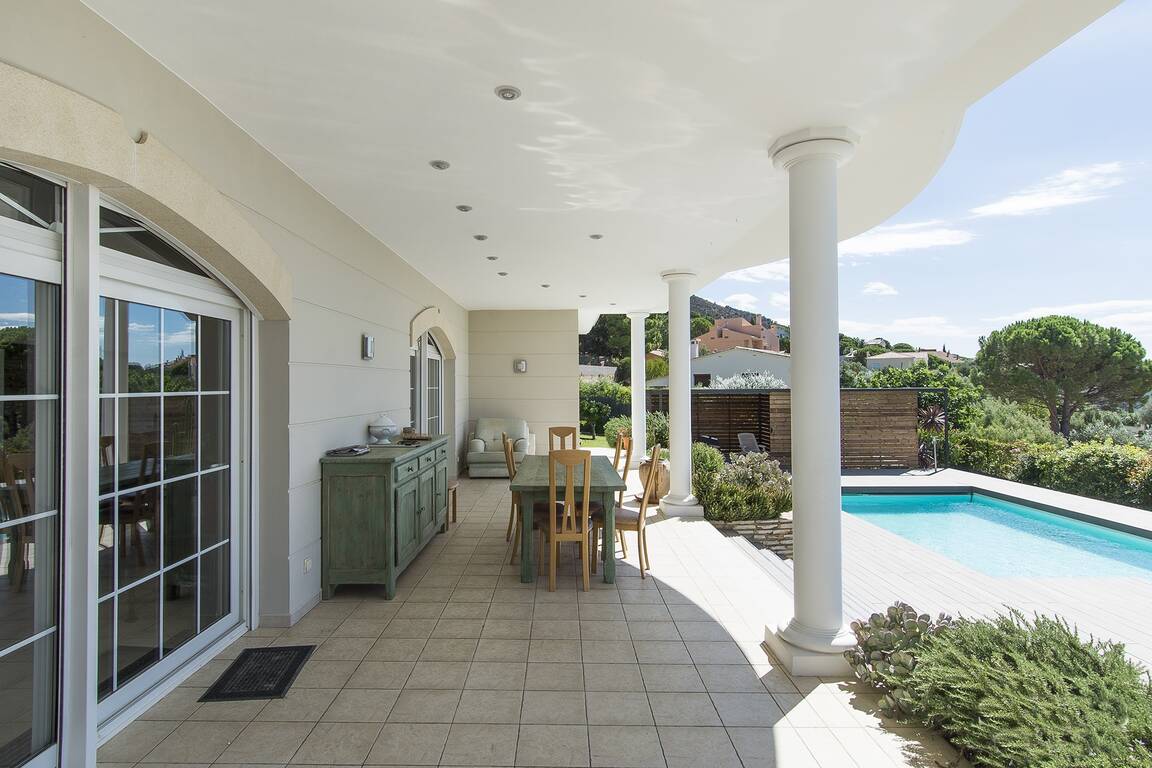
[695,315,781,353]
[866,349,967,370]
[649,346,792,387]
[579,363,618,381]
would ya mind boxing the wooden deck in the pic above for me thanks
[745,512,1152,668]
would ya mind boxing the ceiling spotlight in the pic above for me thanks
[609,302,617,306]
[495,85,522,101]
[541,284,550,288]
[473,234,488,241]
[486,256,498,261]
[429,160,450,170]
[456,204,472,212]
[579,294,587,298]
[589,234,603,240]
[497,271,508,276]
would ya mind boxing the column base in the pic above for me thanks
[762,619,854,677]
[659,493,704,517]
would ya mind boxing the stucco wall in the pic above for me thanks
[0,0,469,626]
[468,310,579,456]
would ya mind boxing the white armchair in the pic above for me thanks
[466,418,536,477]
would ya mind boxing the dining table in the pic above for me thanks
[509,454,627,584]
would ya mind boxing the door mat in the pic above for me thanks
[199,644,315,702]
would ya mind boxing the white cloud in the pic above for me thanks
[841,316,981,355]
[862,281,898,296]
[970,163,1125,217]
[768,292,790,311]
[720,293,759,312]
[0,312,33,327]
[839,221,974,258]
[721,261,789,283]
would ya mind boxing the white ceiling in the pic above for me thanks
[82,0,1116,315]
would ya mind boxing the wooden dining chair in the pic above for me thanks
[539,449,594,591]
[609,431,634,557]
[502,433,523,562]
[547,426,579,451]
[593,443,660,579]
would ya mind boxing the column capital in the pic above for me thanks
[626,311,650,320]
[769,127,858,170]
[659,269,697,283]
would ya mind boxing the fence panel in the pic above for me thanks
[646,388,922,469]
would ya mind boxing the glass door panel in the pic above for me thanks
[96,294,235,707]
[0,270,61,768]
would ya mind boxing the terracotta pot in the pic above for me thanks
[637,458,670,503]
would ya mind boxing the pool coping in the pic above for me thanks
[841,468,1152,540]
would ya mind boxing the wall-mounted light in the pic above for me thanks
[513,359,527,374]
[362,334,375,360]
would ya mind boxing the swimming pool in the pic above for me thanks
[842,493,1152,579]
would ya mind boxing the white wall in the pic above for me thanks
[1,1,469,626]
[469,310,579,455]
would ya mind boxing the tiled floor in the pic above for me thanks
[98,476,968,767]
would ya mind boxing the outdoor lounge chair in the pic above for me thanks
[738,432,763,454]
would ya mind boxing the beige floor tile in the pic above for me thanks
[366,722,449,765]
[685,641,747,665]
[633,641,691,665]
[586,692,653,726]
[347,660,415,689]
[626,624,681,644]
[404,660,470,689]
[187,696,268,722]
[419,637,478,661]
[453,689,523,723]
[522,690,588,724]
[139,720,245,764]
[387,689,461,723]
[440,722,518,766]
[323,688,401,722]
[589,724,665,768]
[432,618,486,639]
[397,601,447,619]
[530,638,582,663]
[256,687,340,722]
[526,661,585,690]
[474,638,530,661]
[96,720,180,763]
[137,686,204,720]
[293,659,359,689]
[639,664,705,693]
[697,664,769,693]
[217,720,313,763]
[581,620,631,640]
[710,693,785,728]
[581,640,637,664]
[486,602,534,620]
[532,619,580,639]
[516,724,590,767]
[366,636,427,662]
[578,604,627,622]
[381,618,438,638]
[312,636,376,661]
[441,602,490,619]
[290,721,382,764]
[584,663,644,692]
[465,661,526,690]
[648,692,721,726]
[657,725,740,768]
[728,725,819,768]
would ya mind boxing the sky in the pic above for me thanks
[700,0,1152,357]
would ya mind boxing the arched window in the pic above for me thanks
[409,332,443,435]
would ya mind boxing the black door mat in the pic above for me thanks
[199,644,315,702]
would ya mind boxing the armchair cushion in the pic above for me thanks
[469,438,486,453]
[467,418,535,477]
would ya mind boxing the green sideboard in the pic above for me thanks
[319,436,450,599]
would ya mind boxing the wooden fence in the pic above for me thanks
[646,388,922,469]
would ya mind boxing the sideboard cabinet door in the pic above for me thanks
[396,477,420,568]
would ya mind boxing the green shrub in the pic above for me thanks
[968,397,1063,444]
[690,442,724,509]
[949,432,1054,481]
[1133,458,1152,509]
[579,379,630,434]
[704,453,792,521]
[844,603,957,717]
[906,612,1152,768]
[602,412,670,453]
[1032,440,1149,507]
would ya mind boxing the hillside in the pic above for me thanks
[690,295,788,333]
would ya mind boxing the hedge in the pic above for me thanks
[950,432,1152,509]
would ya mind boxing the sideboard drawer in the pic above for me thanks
[396,458,419,479]
[419,451,438,471]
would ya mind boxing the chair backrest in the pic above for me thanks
[548,449,591,538]
[613,431,633,488]
[477,418,529,447]
[502,432,517,480]
[548,426,578,451]
[635,443,661,528]
[738,432,762,454]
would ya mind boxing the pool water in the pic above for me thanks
[842,493,1152,579]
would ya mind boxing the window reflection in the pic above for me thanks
[119,302,161,393]
[163,310,197,392]
[0,164,62,230]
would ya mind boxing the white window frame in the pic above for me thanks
[409,332,443,434]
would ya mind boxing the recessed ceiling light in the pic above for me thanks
[429,160,450,170]
[589,234,603,240]
[486,256,498,261]
[495,85,522,101]
[473,234,488,241]
[609,302,617,306]
[579,294,587,298]
[456,204,472,212]
[497,271,508,276]
[541,284,550,288]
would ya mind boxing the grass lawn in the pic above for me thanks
[580,432,610,448]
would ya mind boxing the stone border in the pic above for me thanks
[712,512,793,559]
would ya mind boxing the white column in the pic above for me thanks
[659,270,702,516]
[60,184,100,767]
[627,312,648,465]
[763,128,857,675]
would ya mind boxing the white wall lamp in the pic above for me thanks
[513,358,527,374]
[361,334,375,360]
